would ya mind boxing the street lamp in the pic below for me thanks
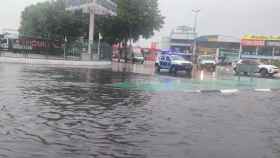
[88,0,95,57]
[192,9,200,64]
[192,9,200,35]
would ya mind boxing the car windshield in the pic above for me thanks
[171,55,185,61]
[134,53,143,57]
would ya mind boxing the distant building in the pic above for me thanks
[195,35,241,64]
[1,29,19,39]
[240,35,280,60]
[169,26,196,54]
[159,26,196,53]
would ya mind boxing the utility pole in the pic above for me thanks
[88,0,95,59]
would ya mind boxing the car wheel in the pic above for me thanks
[156,65,161,72]
[186,69,192,76]
[260,69,268,77]
[170,66,177,74]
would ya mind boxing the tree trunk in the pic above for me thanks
[124,39,128,63]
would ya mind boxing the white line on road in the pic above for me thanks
[255,89,271,92]
[221,89,239,94]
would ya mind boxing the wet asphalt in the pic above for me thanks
[0,62,280,158]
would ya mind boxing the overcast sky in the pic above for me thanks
[1,0,280,46]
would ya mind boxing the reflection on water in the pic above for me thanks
[0,63,280,158]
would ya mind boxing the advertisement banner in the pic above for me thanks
[242,35,280,41]
[241,39,265,47]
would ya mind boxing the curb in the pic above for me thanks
[186,88,280,94]
[0,57,112,69]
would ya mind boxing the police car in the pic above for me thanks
[155,54,193,74]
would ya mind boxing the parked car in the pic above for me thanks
[155,54,193,74]
[198,55,217,71]
[132,53,145,64]
[233,59,279,77]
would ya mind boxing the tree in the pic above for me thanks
[19,0,164,58]
[19,0,89,42]
[98,0,164,62]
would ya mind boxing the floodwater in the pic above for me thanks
[1,63,280,158]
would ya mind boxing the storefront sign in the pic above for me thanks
[241,39,265,46]
[266,41,280,47]
[242,35,280,41]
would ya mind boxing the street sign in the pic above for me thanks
[66,0,117,15]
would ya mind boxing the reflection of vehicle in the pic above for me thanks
[132,53,144,64]
[0,38,9,50]
[155,54,193,74]
[233,59,279,77]
[198,55,216,71]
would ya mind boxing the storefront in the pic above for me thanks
[240,35,280,60]
[195,35,240,64]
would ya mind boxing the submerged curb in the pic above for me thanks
[0,57,112,68]
[185,88,280,94]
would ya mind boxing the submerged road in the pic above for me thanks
[0,63,280,158]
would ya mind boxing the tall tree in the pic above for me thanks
[19,0,89,41]
[98,0,164,62]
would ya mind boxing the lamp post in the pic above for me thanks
[88,0,95,59]
[64,36,68,59]
[192,9,200,35]
[97,32,103,60]
[192,9,200,64]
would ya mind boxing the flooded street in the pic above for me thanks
[1,63,280,158]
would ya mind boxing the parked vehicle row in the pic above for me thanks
[154,52,279,78]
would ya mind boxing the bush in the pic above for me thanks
[272,60,280,67]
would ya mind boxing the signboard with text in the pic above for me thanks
[241,39,265,47]
[242,35,280,41]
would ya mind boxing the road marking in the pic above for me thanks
[200,90,221,93]
[221,89,239,94]
[255,89,271,92]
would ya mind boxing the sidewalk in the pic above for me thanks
[0,56,112,68]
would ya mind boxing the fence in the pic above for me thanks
[0,37,112,61]
[65,41,112,61]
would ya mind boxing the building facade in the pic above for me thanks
[240,35,280,60]
[159,26,196,54]
[195,35,240,64]
[169,26,196,54]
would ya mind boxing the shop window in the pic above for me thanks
[274,48,280,56]
[242,46,257,55]
[258,47,273,56]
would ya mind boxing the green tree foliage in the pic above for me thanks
[19,0,164,49]
[99,0,164,61]
[19,0,89,41]
[99,0,164,43]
